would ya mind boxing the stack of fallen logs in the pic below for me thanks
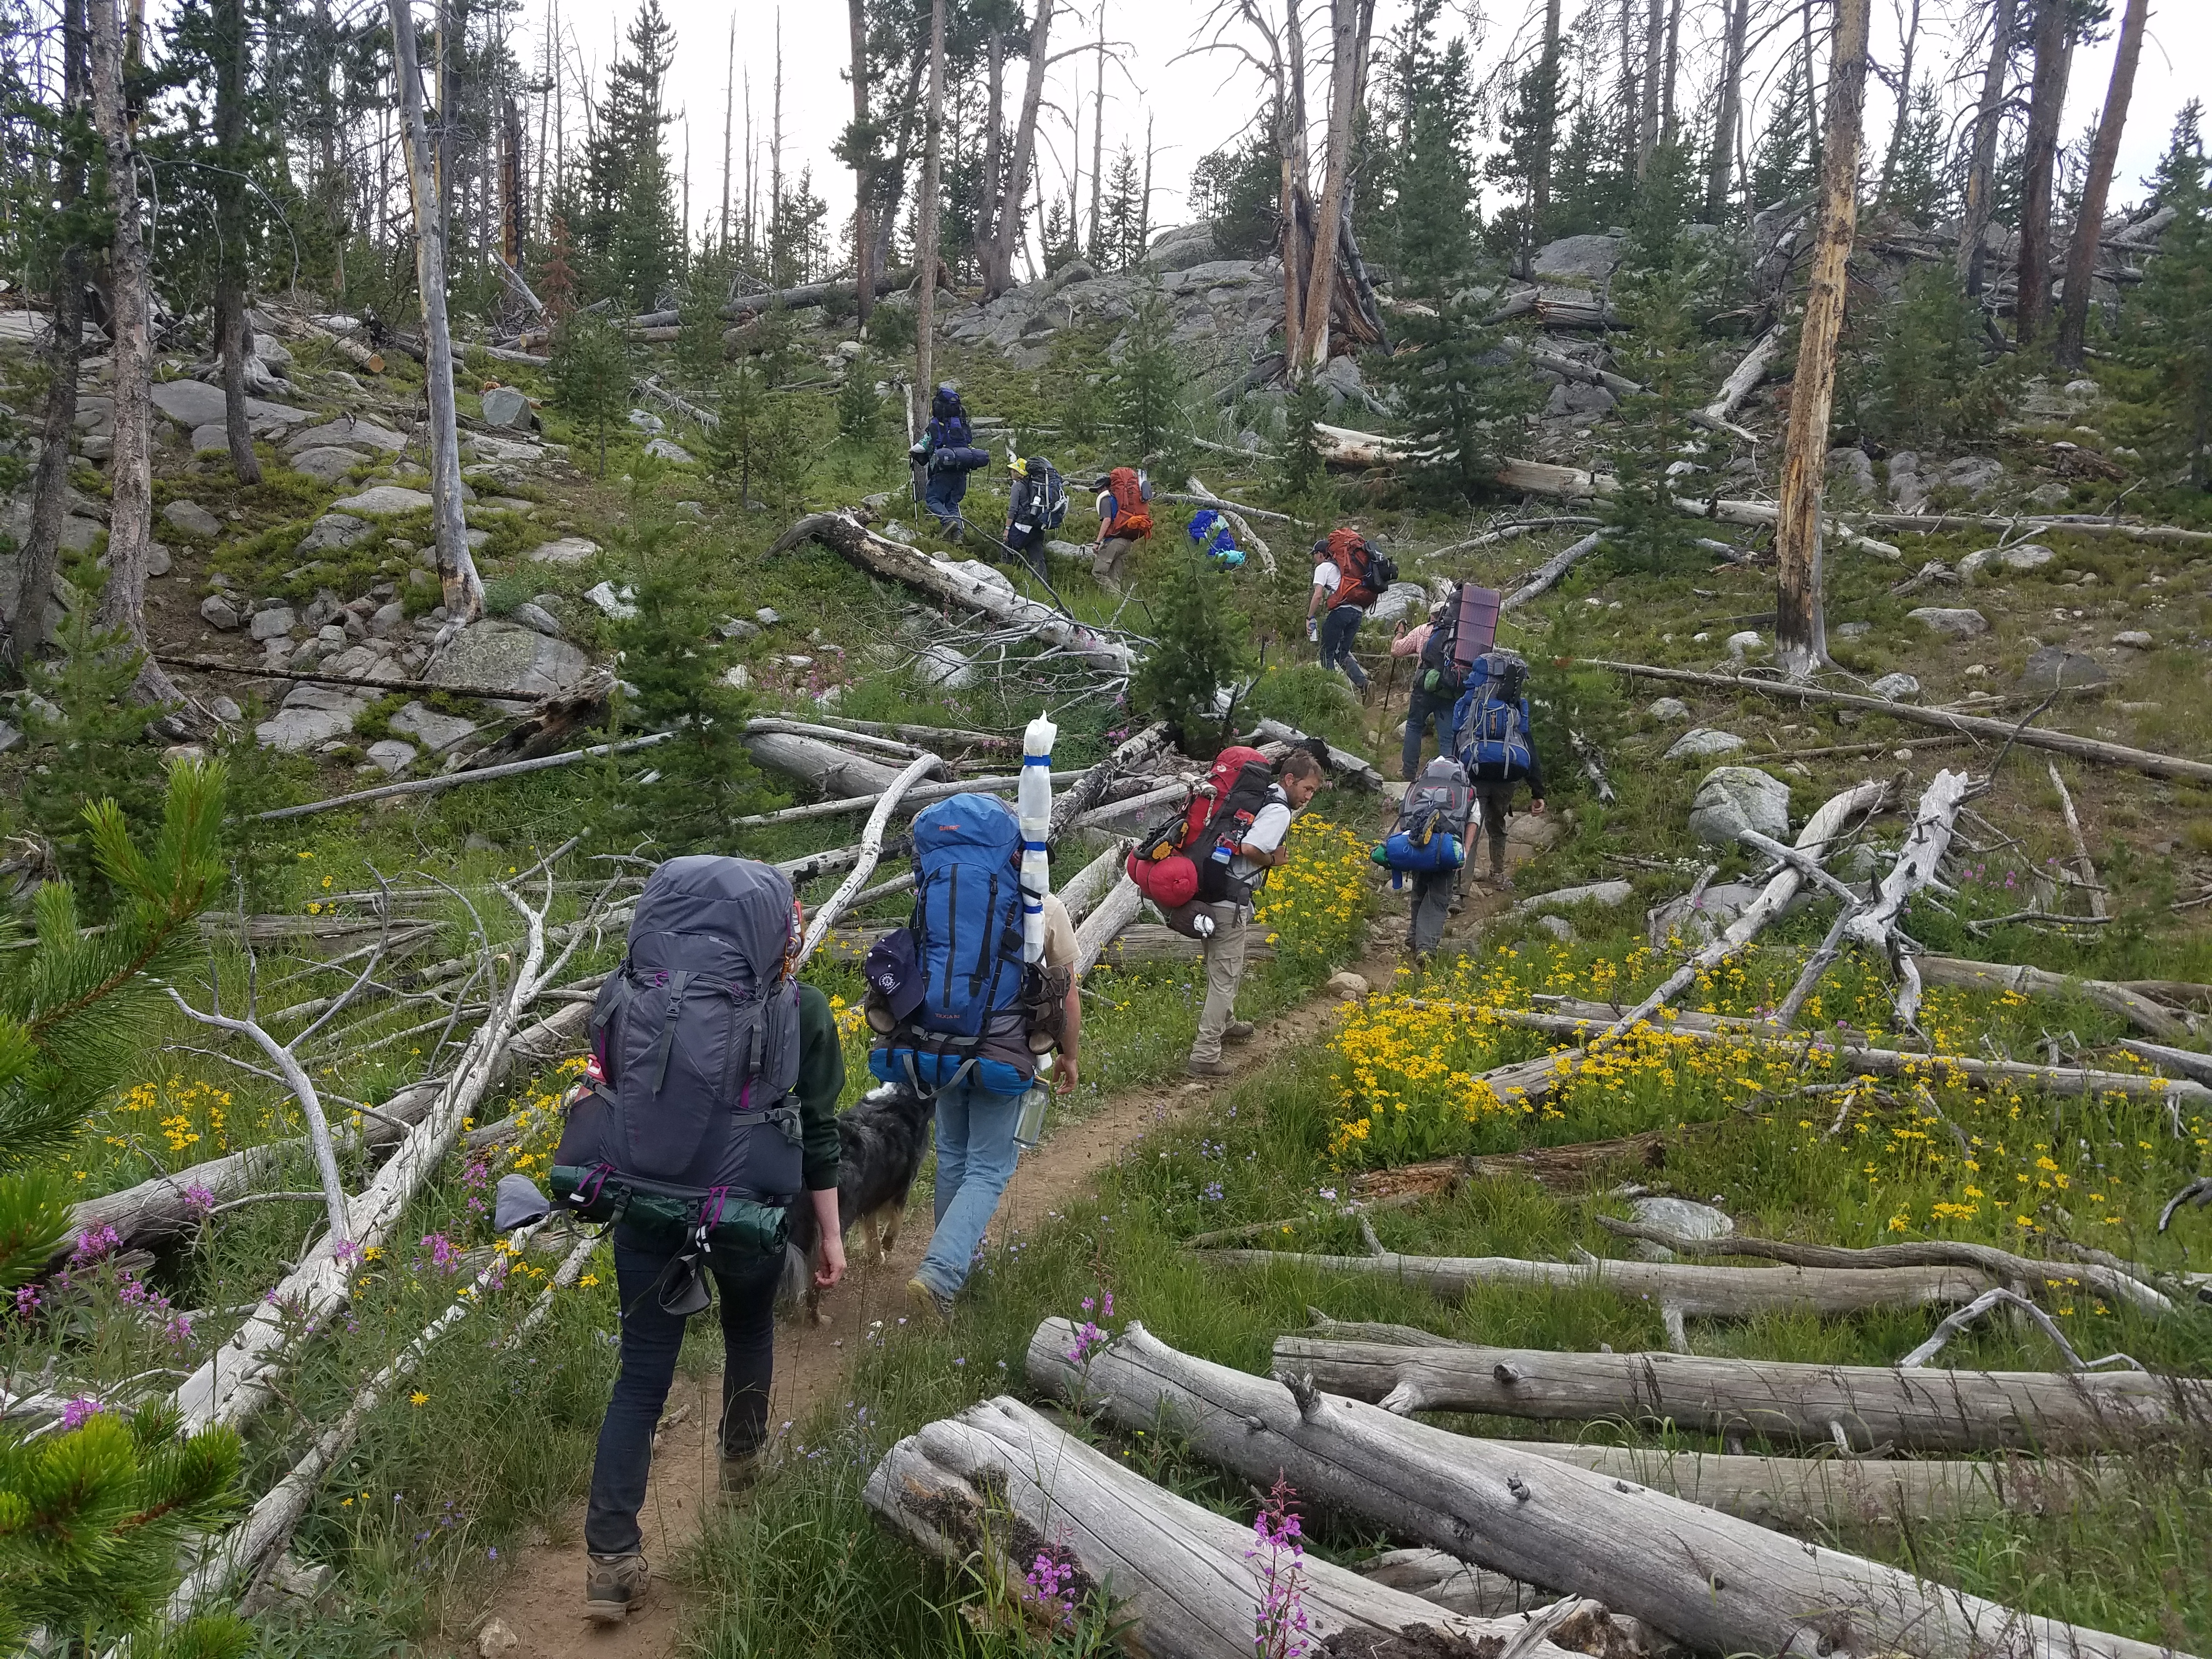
[867,1317,2196,1659]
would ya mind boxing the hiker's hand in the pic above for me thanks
[1530,798,1547,815]
[1057,1054,1079,1093]
[816,1233,846,1288]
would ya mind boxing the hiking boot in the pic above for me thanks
[584,1553,649,1624]
[718,1448,765,1500]
[1223,1021,1256,1043]
[1491,869,1515,893]
[905,1276,953,1323]
[1186,1057,1234,1078]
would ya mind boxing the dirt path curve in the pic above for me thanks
[466,805,1546,1659]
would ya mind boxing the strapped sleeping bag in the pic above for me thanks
[868,793,1041,1097]
[1453,650,1535,782]
[550,855,804,1262]
[1372,757,1473,887]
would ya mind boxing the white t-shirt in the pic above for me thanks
[1230,788,1295,885]
[1312,561,1342,599]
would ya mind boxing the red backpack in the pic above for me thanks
[1324,527,1380,610]
[1126,746,1277,911]
[1105,467,1154,539]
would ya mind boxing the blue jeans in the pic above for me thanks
[916,1079,1023,1297]
[1319,604,1369,690]
[924,467,969,531]
[1401,685,1453,780]
[583,1228,782,1556]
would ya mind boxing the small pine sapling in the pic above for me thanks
[552,310,632,477]
[1381,292,1538,504]
[1274,375,1331,504]
[1129,552,1255,753]
[1109,291,1186,471]
[1604,250,1710,572]
[18,607,171,870]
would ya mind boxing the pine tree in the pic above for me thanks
[552,311,633,477]
[1551,99,1634,238]
[1380,297,1539,504]
[1099,148,1146,271]
[1128,554,1255,752]
[1880,82,1954,225]
[1748,56,1818,208]
[1861,265,2016,447]
[699,365,769,504]
[580,0,679,310]
[1276,375,1331,499]
[19,607,170,867]
[835,353,886,453]
[769,167,831,289]
[676,249,736,386]
[1488,20,1567,266]
[1373,1,1476,294]
[1041,196,1080,273]
[1189,129,1279,260]
[1110,291,1184,464]
[2107,102,2212,491]
[1603,252,1708,571]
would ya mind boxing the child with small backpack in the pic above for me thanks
[1180,749,1324,1077]
[1092,466,1154,590]
[1306,527,1396,692]
[1376,755,1476,958]
[1004,453,1069,578]
[1449,649,1548,891]
[856,792,1082,1319]
[554,857,848,1626]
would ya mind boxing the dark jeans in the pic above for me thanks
[1005,523,1049,578]
[1319,604,1369,690]
[1474,781,1516,873]
[1410,868,1457,956]
[1401,685,1454,780]
[924,467,969,531]
[583,1228,782,1556]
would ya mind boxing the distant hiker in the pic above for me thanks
[1092,465,1154,590]
[1306,527,1396,692]
[1185,749,1324,1078]
[1004,453,1069,578]
[911,382,990,535]
[1391,601,1453,780]
[1451,649,1547,892]
[1187,507,1245,569]
[1376,755,1475,960]
[555,857,847,1624]
[859,793,1082,1318]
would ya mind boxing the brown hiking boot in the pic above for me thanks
[719,1448,765,1500]
[1223,1021,1256,1043]
[584,1553,649,1624]
[905,1276,953,1323]
[1186,1057,1234,1077]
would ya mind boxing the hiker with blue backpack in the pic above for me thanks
[1450,648,1547,892]
[859,792,1082,1318]
[910,382,991,535]
[535,857,848,1624]
[1375,756,1476,959]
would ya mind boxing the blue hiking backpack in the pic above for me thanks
[549,856,805,1265]
[1373,757,1472,885]
[1188,509,1244,568]
[1453,650,1534,782]
[868,793,1041,1097]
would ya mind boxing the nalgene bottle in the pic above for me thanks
[1014,1054,1053,1150]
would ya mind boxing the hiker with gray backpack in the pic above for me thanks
[535,856,848,1625]
[859,792,1081,1319]
[1374,757,1477,960]
[1449,649,1547,891]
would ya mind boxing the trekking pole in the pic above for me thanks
[951,511,1087,627]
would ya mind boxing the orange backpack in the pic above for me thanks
[1324,526,1379,609]
[1105,467,1154,540]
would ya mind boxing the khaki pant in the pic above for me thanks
[1094,535,1137,590]
[1188,902,1249,1064]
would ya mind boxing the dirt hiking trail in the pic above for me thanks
[464,816,1543,1659]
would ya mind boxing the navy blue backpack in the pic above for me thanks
[1453,651,1534,782]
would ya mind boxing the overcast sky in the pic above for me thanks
[534,1,2209,256]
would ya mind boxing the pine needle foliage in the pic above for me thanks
[1604,246,1709,572]
[18,609,170,865]
[1109,291,1184,467]
[2105,103,2212,493]
[1379,296,1539,504]
[1859,266,2016,448]
[1129,554,1254,754]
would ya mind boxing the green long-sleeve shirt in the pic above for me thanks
[795,983,844,1193]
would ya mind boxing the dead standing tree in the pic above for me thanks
[1774,0,1870,680]
[980,0,1053,298]
[2054,0,2149,368]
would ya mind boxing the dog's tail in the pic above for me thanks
[775,1240,810,1311]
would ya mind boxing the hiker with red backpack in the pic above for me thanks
[542,857,848,1624]
[1092,465,1154,590]
[1449,649,1548,891]
[1124,747,1324,1079]
[857,792,1082,1319]
[1306,527,1396,692]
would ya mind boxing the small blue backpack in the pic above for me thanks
[1374,758,1472,884]
[868,793,1040,1097]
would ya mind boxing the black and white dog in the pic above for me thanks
[780,1079,933,1323]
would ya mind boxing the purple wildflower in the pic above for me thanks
[60,1396,102,1432]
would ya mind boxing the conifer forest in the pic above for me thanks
[2,0,2212,1654]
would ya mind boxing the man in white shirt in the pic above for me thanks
[1306,534,1376,691]
[1187,751,1325,1077]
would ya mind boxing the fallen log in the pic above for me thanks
[1859,511,2212,548]
[1700,325,1784,427]
[804,713,1017,752]
[1091,922,1274,970]
[742,730,916,799]
[1245,717,1384,791]
[770,511,1136,675]
[1196,1242,1989,1321]
[1074,776,1191,833]
[1567,731,1616,804]
[1502,1000,2212,1113]
[1073,875,1142,979]
[742,717,927,759]
[1582,658,2212,785]
[252,732,674,822]
[1503,532,1606,610]
[1915,955,2192,1042]
[1272,1334,2208,1455]
[478,343,549,367]
[863,1393,1613,1659]
[725,768,1084,830]
[1056,840,1131,924]
[718,264,914,321]
[795,752,941,966]
[1345,1125,1728,1203]
[1030,1321,2175,1659]
[1846,769,1977,1026]
[2120,1039,2212,1086]
[1357,1548,1555,1618]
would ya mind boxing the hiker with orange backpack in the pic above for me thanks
[1306,527,1395,692]
[1092,466,1154,591]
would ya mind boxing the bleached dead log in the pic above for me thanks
[1035,1322,2179,1659]
[253,732,675,822]
[1271,1335,2205,1454]
[2047,763,2108,921]
[1583,658,2212,786]
[726,769,1082,830]
[2120,1039,2212,1087]
[1357,1549,1556,1618]
[1057,840,1131,923]
[1090,924,1273,970]
[1492,1002,2212,1114]
[1861,511,2212,548]
[770,511,1137,675]
[864,1393,1610,1659]
[1246,717,1384,791]
[1074,876,1143,979]
[1567,731,1616,804]
[743,718,927,759]
[1668,494,1903,560]
[166,1220,597,1620]
[1074,777,1191,834]
[743,730,916,799]
[1896,1287,2146,1372]
[168,862,600,1433]
[1198,1240,1988,1321]
[797,753,943,966]
[1915,956,2191,1042]
[1503,532,1606,610]
[1701,325,1784,426]
[805,713,1017,752]
[1847,769,1976,1026]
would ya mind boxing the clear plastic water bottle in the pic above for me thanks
[1014,1054,1054,1150]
